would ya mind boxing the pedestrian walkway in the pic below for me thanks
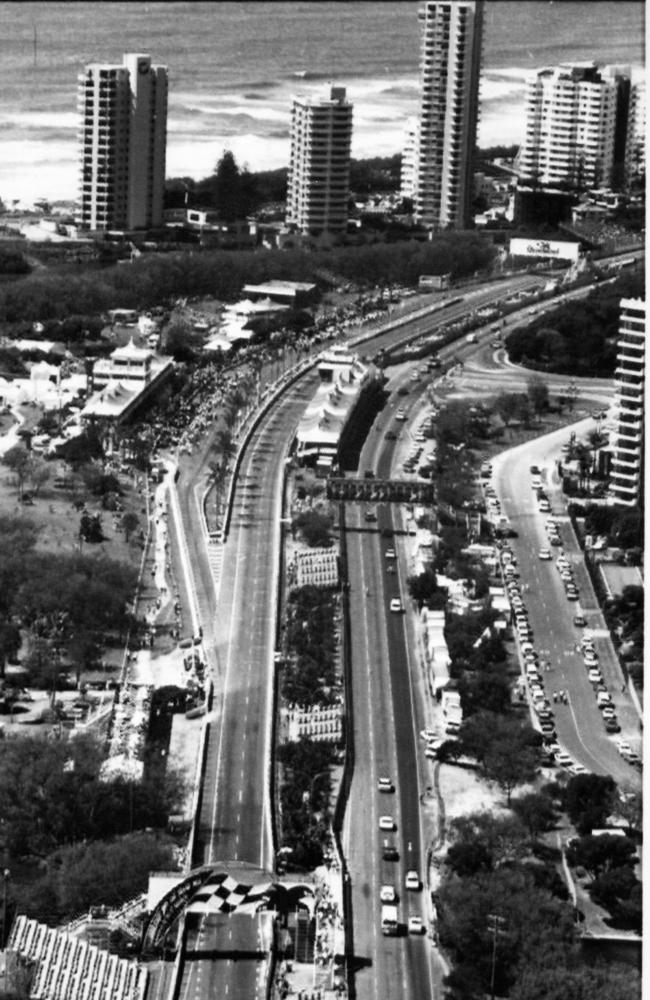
[206,539,225,594]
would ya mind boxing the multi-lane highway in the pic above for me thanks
[169,263,640,999]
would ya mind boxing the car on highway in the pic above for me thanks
[379,815,395,831]
[405,870,421,891]
[382,842,399,861]
[380,885,397,903]
[538,548,552,560]
[364,509,377,522]
[386,563,396,574]
[378,776,393,793]
[538,499,551,512]
[530,464,541,475]
[397,386,409,396]
[395,409,408,421]
[390,598,404,613]
[384,430,398,440]
[385,548,396,559]
[408,915,424,935]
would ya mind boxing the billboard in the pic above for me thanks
[509,238,581,262]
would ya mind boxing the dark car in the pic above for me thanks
[397,386,409,396]
[604,718,620,733]
[385,430,397,440]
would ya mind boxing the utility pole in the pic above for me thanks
[487,912,506,1000]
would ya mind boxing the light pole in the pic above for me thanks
[487,912,506,1000]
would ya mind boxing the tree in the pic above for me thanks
[511,792,558,839]
[293,510,333,548]
[121,511,140,543]
[211,150,254,221]
[566,833,637,878]
[562,773,616,835]
[494,392,520,428]
[407,568,446,608]
[510,958,641,1000]
[589,866,641,930]
[448,811,528,867]
[2,445,31,499]
[526,374,550,416]
[459,712,541,805]
[27,455,51,496]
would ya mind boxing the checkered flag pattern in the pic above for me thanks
[186,874,315,917]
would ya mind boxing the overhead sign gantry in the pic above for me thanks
[326,477,434,504]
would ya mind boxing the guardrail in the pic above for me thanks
[332,502,356,999]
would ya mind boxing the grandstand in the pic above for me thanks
[7,915,147,1000]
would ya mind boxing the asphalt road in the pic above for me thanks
[492,421,642,786]
[340,411,433,1000]
[171,263,640,997]
[180,374,318,999]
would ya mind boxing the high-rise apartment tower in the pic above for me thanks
[77,53,168,231]
[286,86,353,238]
[518,63,626,190]
[413,0,484,230]
[609,297,646,507]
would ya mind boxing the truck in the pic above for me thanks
[381,904,399,936]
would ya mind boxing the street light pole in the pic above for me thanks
[487,912,506,1000]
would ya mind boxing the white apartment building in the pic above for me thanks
[609,297,646,507]
[285,86,353,237]
[626,80,646,185]
[400,117,419,202]
[413,0,484,230]
[518,63,623,190]
[77,53,168,231]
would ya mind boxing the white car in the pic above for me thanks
[538,548,552,560]
[390,598,404,613]
[379,815,395,831]
[380,884,397,903]
[385,548,396,559]
[615,739,631,756]
[569,763,588,776]
[378,776,393,793]
[405,870,421,891]
[588,668,603,684]
[583,653,598,667]
[601,706,616,720]
[556,751,573,767]
[408,915,424,935]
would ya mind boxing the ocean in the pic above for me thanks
[0,1,645,205]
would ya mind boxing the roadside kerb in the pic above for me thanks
[220,357,314,542]
[185,716,212,873]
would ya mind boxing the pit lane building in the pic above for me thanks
[293,345,381,474]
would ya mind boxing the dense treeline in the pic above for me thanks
[505,269,645,377]
[0,515,137,685]
[437,772,642,999]
[0,231,494,324]
[165,153,402,212]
